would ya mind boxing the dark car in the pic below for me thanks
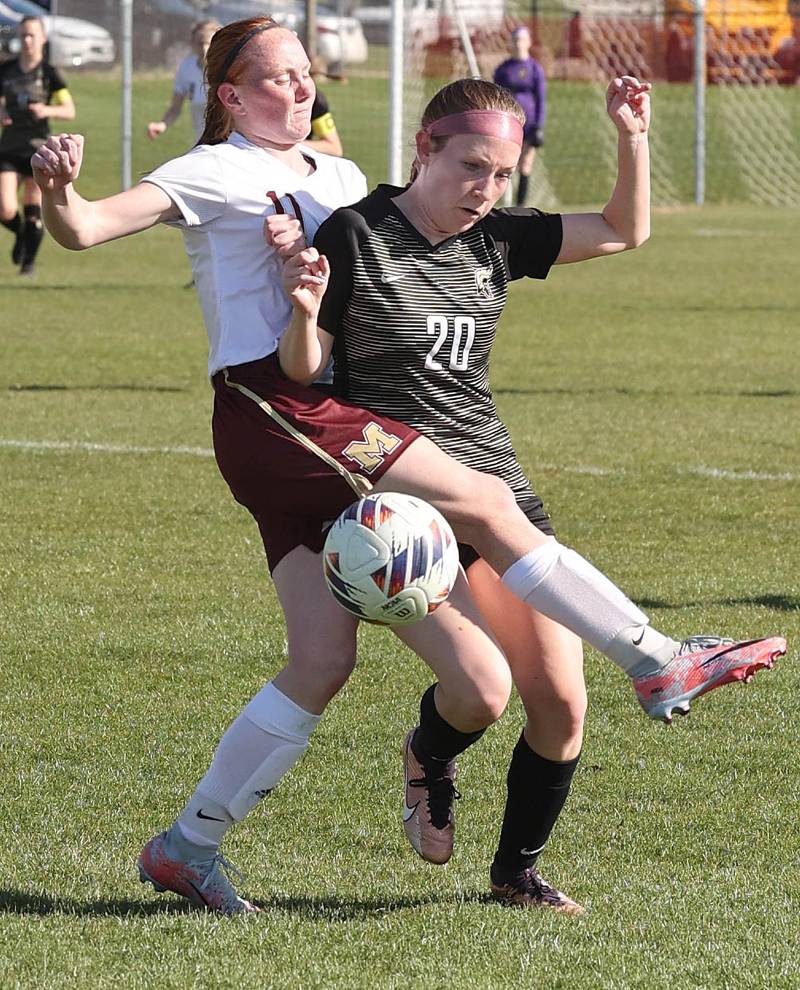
[0,10,19,64]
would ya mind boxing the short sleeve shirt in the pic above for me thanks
[142,132,368,376]
[0,59,68,156]
[173,54,206,141]
[314,184,563,503]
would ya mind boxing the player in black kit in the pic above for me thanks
[0,15,74,275]
[273,76,785,913]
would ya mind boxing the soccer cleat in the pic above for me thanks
[19,260,35,276]
[402,729,460,865]
[634,635,787,723]
[490,863,585,915]
[137,831,258,914]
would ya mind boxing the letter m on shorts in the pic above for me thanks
[342,422,403,473]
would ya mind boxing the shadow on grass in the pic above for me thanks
[0,887,490,920]
[251,890,492,920]
[0,888,194,917]
[0,283,183,292]
[8,384,184,393]
[637,593,799,613]
[494,386,798,398]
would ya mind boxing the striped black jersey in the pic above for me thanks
[314,183,563,509]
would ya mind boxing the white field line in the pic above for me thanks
[0,438,214,457]
[1,438,796,483]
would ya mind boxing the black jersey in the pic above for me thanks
[0,58,67,156]
[314,183,562,508]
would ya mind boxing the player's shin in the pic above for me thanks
[502,541,677,676]
[171,681,320,853]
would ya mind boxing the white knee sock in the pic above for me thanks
[175,682,321,849]
[502,541,679,676]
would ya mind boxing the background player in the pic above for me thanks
[493,25,545,206]
[0,15,74,275]
[273,76,786,912]
[306,57,343,157]
[147,20,221,145]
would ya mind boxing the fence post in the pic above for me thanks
[693,0,706,206]
[120,0,133,191]
[388,0,404,185]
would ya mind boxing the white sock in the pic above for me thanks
[175,682,321,848]
[502,541,679,675]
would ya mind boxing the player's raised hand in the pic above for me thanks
[31,133,84,192]
[264,212,307,259]
[282,247,329,318]
[606,76,651,135]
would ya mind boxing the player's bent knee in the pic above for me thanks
[465,472,518,526]
[529,687,587,741]
[289,647,356,695]
[456,673,511,727]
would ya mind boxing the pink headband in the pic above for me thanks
[426,110,524,145]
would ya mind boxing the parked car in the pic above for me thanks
[0,9,19,63]
[356,0,504,46]
[0,0,115,67]
[205,0,369,65]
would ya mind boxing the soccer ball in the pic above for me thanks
[322,492,460,625]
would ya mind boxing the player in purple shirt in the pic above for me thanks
[493,25,546,205]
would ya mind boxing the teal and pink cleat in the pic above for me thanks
[634,635,787,723]
[137,831,258,914]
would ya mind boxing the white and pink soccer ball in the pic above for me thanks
[322,492,460,625]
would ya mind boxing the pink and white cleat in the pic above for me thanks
[634,635,786,723]
[137,832,258,914]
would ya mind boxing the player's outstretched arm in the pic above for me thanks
[31,133,180,249]
[556,76,651,264]
[147,92,185,139]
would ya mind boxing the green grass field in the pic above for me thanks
[0,74,798,989]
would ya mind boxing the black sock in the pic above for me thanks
[492,731,580,879]
[1,212,21,235]
[411,683,485,775]
[22,205,44,264]
[516,174,529,206]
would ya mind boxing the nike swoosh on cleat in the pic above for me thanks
[196,809,225,821]
[403,801,419,823]
[632,628,645,646]
[699,643,747,667]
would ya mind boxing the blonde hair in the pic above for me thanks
[191,19,222,42]
[409,79,525,182]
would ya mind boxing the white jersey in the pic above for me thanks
[173,54,206,140]
[142,132,368,376]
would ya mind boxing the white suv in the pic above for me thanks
[0,0,115,67]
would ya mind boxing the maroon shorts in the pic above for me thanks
[211,354,421,571]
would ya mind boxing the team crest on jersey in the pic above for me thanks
[475,266,494,300]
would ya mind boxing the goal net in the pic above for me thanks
[392,0,800,207]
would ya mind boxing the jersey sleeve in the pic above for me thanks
[46,64,69,101]
[311,90,329,120]
[314,208,366,337]
[483,208,563,280]
[141,147,227,226]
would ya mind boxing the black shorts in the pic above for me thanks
[458,492,554,571]
[0,152,34,177]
